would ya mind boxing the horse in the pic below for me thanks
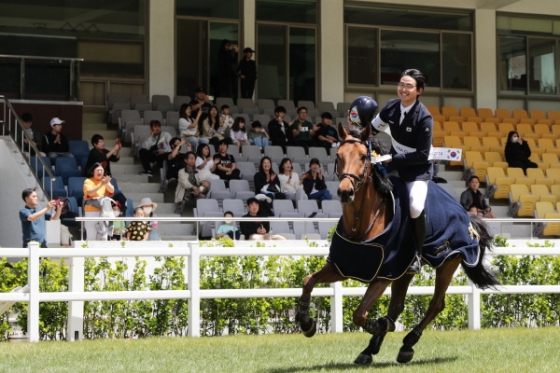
[295,122,499,365]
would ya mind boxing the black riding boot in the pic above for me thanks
[407,210,426,274]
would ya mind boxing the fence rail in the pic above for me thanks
[2,240,560,342]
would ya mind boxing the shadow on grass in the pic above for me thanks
[265,356,458,372]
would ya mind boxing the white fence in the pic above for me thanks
[2,239,560,343]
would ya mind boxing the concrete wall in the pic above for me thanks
[148,0,175,99]
[320,0,345,105]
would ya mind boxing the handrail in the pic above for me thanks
[0,54,84,62]
[1,95,56,199]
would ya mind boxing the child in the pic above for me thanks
[230,117,250,151]
[216,211,241,240]
[248,121,269,150]
[220,105,234,129]
[125,207,151,241]
[109,201,126,241]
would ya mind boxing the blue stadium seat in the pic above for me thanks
[68,140,90,163]
[67,176,87,206]
[43,176,67,198]
[29,156,52,178]
[55,157,82,184]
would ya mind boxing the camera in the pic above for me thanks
[116,138,121,145]
[54,200,62,207]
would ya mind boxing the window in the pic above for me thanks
[499,36,526,92]
[256,0,316,24]
[347,27,377,86]
[442,33,472,90]
[176,0,240,19]
[529,38,556,94]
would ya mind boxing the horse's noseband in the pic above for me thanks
[336,138,371,193]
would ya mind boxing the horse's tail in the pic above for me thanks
[461,214,500,290]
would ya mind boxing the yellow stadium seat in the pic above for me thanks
[507,167,532,187]
[484,152,508,170]
[486,167,512,199]
[535,201,555,218]
[443,121,463,137]
[442,106,459,120]
[480,122,501,138]
[527,168,551,187]
[551,185,560,200]
[482,136,503,154]
[550,124,560,138]
[448,115,465,124]
[531,184,557,203]
[433,130,446,147]
[465,151,489,180]
[433,121,443,131]
[547,111,560,121]
[516,123,539,139]
[523,138,543,155]
[502,117,520,125]
[462,122,483,138]
[547,169,560,184]
[509,184,537,217]
[426,105,441,116]
[537,118,554,126]
[460,108,482,124]
[534,202,560,236]
[513,109,535,125]
[463,136,488,153]
[538,138,560,156]
[495,108,512,120]
[498,122,515,136]
[478,108,501,124]
[530,109,547,121]
[534,124,555,139]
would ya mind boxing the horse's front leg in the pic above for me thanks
[296,262,344,338]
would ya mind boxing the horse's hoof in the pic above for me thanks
[354,353,372,365]
[302,318,316,338]
[396,345,414,364]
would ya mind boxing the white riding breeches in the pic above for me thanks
[405,180,429,218]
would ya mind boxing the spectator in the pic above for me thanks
[18,112,45,156]
[237,47,257,99]
[230,117,250,151]
[19,188,62,248]
[213,139,242,186]
[248,120,269,150]
[83,163,115,241]
[189,87,212,121]
[240,197,284,240]
[313,112,339,155]
[302,158,332,202]
[216,211,241,240]
[178,103,206,151]
[138,120,173,177]
[215,40,238,99]
[85,134,121,176]
[220,105,234,128]
[195,143,220,182]
[125,208,151,241]
[460,176,497,218]
[108,201,126,241]
[278,158,307,202]
[268,106,292,153]
[162,137,189,193]
[504,130,538,174]
[254,156,286,200]
[290,107,317,152]
[138,197,160,241]
[202,105,232,151]
[175,151,211,213]
[43,117,73,161]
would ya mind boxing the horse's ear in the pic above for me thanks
[338,121,349,140]
[361,122,371,141]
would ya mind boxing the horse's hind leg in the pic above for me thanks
[296,262,344,338]
[355,274,413,365]
[397,257,462,364]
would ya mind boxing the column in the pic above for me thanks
[320,0,345,105]
[149,0,175,98]
[475,9,498,110]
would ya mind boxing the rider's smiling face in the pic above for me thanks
[398,75,423,107]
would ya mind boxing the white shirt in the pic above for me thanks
[195,156,215,174]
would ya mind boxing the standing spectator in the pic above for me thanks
[202,105,232,150]
[216,211,241,240]
[254,156,285,200]
[504,130,538,174]
[175,151,211,213]
[85,134,121,176]
[290,107,317,152]
[18,112,45,156]
[313,112,339,155]
[302,158,332,202]
[138,120,173,177]
[248,121,269,150]
[138,197,160,241]
[43,117,73,161]
[460,176,497,218]
[178,103,207,150]
[237,47,257,99]
[189,87,212,121]
[20,188,62,248]
[278,158,307,202]
[213,139,242,186]
[125,208,151,241]
[240,198,285,240]
[195,144,220,182]
[230,117,251,151]
[215,40,238,99]
[268,106,292,153]
[83,163,115,241]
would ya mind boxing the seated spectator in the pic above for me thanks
[162,137,189,193]
[460,176,497,218]
[302,158,332,202]
[85,134,121,176]
[248,120,269,150]
[178,103,208,151]
[216,211,241,240]
[268,106,292,153]
[195,143,220,182]
[230,117,251,151]
[313,112,339,155]
[189,87,212,122]
[213,139,241,186]
[43,117,73,161]
[125,208,151,241]
[19,112,45,157]
[504,131,538,174]
[290,107,318,153]
[83,163,115,241]
[138,120,173,177]
[202,105,232,151]
[220,105,234,128]
[254,156,286,200]
[240,197,285,240]
[138,197,160,241]
[108,201,126,241]
[278,158,307,202]
[175,151,211,213]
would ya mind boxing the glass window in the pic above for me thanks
[442,33,471,90]
[498,35,526,92]
[257,0,316,24]
[257,24,287,100]
[528,38,556,94]
[380,31,440,88]
[345,4,472,32]
[289,27,316,103]
[176,0,239,19]
[347,27,377,86]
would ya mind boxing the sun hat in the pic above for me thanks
[138,197,158,211]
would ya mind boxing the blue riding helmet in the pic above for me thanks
[348,96,378,128]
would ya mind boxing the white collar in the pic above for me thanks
[400,102,415,114]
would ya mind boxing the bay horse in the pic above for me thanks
[295,122,499,365]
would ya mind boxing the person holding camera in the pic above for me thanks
[85,134,121,176]
[504,130,538,174]
[139,120,173,177]
[20,188,63,248]
[301,158,332,202]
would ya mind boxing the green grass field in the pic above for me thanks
[1,327,558,373]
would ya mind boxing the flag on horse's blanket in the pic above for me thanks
[328,176,481,283]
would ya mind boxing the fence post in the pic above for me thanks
[27,241,40,342]
[467,279,481,330]
[188,242,200,337]
[330,281,343,333]
[67,248,84,341]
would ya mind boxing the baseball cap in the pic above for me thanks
[50,117,65,126]
[243,47,255,53]
[195,87,205,93]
